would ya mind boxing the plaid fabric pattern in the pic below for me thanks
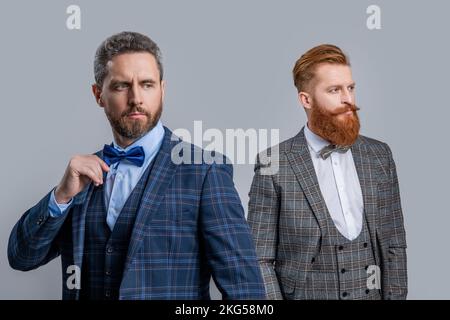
[8,127,266,300]
[248,127,407,300]
[80,156,155,300]
[302,211,380,300]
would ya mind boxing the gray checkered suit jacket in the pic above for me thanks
[248,127,407,300]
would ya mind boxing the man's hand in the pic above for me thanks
[54,155,110,204]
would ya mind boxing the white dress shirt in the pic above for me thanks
[304,124,363,240]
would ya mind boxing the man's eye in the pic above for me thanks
[114,84,128,90]
[329,88,339,93]
[348,86,355,91]
[143,83,154,89]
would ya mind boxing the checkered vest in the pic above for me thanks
[79,159,155,300]
[307,211,381,300]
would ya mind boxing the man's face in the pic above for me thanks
[303,63,360,146]
[93,52,164,143]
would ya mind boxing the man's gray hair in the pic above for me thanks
[94,31,163,87]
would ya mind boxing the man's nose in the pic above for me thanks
[128,83,143,106]
[341,89,353,105]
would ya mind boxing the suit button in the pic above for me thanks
[365,265,369,270]
[105,290,111,298]
[36,216,44,225]
[366,289,370,294]
[106,246,114,254]
[338,245,344,251]
[363,242,368,248]
[341,268,346,274]
[311,258,315,264]
[105,270,112,276]
[342,292,348,298]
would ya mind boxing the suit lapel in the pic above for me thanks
[123,127,178,273]
[286,127,329,234]
[351,137,379,262]
[71,150,105,273]
[71,189,90,270]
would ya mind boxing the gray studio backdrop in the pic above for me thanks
[1,0,448,299]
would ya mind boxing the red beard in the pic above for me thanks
[309,101,361,146]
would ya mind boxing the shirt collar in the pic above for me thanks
[304,122,330,154]
[112,120,165,158]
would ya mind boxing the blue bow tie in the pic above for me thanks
[102,144,145,167]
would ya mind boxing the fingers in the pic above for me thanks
[92,156,110,187]
[80,157,105,186]
[91,164,103,184]
[69,155,110,188]
[79,166,103,186]
[95,155,110,173]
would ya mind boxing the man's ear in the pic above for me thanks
[92,84,104,108]
[160,80,165,101]
[299,91,312,111]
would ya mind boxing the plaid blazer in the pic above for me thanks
[8,127,265,300]
[248,127,407,300]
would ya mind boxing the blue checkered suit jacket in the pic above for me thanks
[8,127,266,300]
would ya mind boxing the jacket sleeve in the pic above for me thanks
[247,155,283,300]
[380,144,408,300]
[8,189,70,271]
[199,161,266,299]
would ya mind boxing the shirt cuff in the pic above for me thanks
[48,188,73,217]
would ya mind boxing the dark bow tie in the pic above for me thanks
[102,144,145,167]
[319,144,351,160]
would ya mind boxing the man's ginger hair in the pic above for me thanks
[293,44,350,93]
